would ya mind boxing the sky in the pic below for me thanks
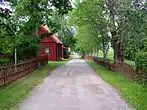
[0,0,12,12]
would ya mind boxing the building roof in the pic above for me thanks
[51,34,63,44]
[39,24,62,44]
[39,25,51,35]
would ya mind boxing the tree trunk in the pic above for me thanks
[113,43,124,63]
[111,31,124,63]
[96,48,99,57]
[14,48,17,71]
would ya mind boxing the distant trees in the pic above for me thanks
[46,10,76,50]
[71,0,109,59]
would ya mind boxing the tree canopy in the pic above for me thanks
[0,0,74,61]
[70,0,147,84]
[70,0,147,62]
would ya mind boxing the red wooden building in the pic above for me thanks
[39,25,64,61]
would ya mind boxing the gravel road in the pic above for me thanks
[20,59,133,110]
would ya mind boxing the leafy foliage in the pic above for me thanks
[0,0,73,61]
[70,0,109,57]
[135,52,147,85]
[74,25,100,54]
[135,52,147,73]
[124,6,147,60]
[47,11,76,49]
[50,0,72,15]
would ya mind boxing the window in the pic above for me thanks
[45,47,50,54]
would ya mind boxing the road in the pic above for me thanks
[20,59,132,110]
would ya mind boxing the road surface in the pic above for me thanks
[20,59,132,110]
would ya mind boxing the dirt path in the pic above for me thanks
[20,59,132,110]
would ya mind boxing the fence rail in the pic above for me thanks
[84,56,136,79]
[0,54,12,58]
[0,59,37,87]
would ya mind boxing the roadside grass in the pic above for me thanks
[87,61,147,110]
[0,61,67,110]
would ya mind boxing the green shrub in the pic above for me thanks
[135,52,147,85]
[0,58,12,64]
[135,52,147,72]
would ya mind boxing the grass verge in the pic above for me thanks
[87,61,147,110]
[0,61,67,110]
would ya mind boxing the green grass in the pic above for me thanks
[98,49,134,65]
[98,49,114,61]
[87,61,147,110]
[124,59,135,66]
[0,61,67,110]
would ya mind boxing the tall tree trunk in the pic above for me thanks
[96,47,99,57]
[14,48,17,71]
[113,43,124,63]
[111,31,124,63]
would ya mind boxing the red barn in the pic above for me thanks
[39,25,64,61]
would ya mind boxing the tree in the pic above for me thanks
[0,3,13,55]
[46,11,76,49]
[123,0,147,60]
[50,0,72,15]
[75,25,100,55]
[70,0,109,59]
[104,0,128,63]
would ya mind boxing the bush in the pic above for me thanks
[135,52,147,72]
[135,52,147,85]
[63,48,70,59]
[0,58,12,64]
[124,48,136,60]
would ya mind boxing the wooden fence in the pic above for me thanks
[0,54,12,58]
[0,54,48,87]
[84,56,136,80]
[0,62,14,67]
[0,59,37,87]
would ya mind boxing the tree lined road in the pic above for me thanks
[20,59,132,110]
